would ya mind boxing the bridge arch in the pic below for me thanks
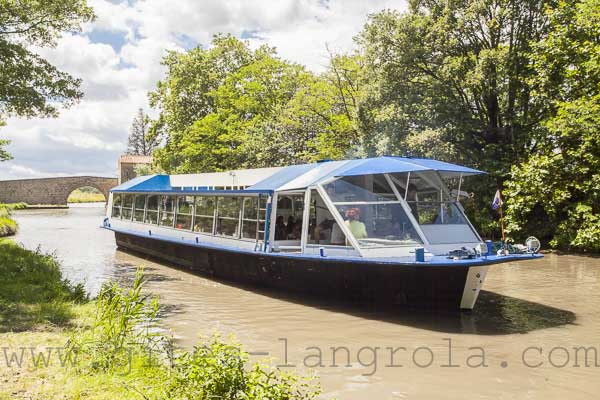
[0,176,118,206]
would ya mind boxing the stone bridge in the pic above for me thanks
[0,176,118,205]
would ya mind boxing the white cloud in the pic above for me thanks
[1,0,407,180]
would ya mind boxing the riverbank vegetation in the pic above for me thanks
[0,241,320,399]
[0,203,26,237]
[67,187,106,203]
[145,0,599,252]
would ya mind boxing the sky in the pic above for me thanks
[0,0,407,180]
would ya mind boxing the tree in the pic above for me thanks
[505,0,600,252]
[127,108,158,156]
[0,0,94,159]
[150,35,359,173]
[355,1,552,234]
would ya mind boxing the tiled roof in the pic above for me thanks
[119,154,152,164]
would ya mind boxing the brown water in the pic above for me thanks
[12,205,600,399]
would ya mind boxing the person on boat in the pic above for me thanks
[345,207,367,240]
[275,215,286,240]
[289,222,302,240]
[406,184,419,221]
[330,221,345,245]
[286,216,297,238]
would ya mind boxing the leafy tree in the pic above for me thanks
[505,0,600,252]
[150,36,359,173]
[356,0,552,234]
[127,108,158,156]
[0,0,94,159]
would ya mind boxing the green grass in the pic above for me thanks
[0,245,320,399]
[0,240,87,332]
[0,203,26,237]
[67,189,106,203]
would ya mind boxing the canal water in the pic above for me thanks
[11,205,600,399]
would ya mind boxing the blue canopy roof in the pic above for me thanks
[111,157,485,194]
[112,175,172,192]
[335,156,484,178]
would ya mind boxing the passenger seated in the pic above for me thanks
[286,216,296,238]
[330,221,345,245]
[275,215,286,240]
[313,219,334,243]
[288,222,302,240]
[345,208,367,240]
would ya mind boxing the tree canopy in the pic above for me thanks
[0,0,94,160]
[149,35,360,173]
[505,0,600,252]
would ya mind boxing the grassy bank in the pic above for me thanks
[0,203,26,237]
[67,189,106,203]
[0,240,319,399]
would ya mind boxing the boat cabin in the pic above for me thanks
[107,157,485,259]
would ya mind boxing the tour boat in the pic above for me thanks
[103,157,541,310]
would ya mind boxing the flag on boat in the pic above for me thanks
[492,189,503,210]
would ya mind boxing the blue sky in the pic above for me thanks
[0,0,406,180]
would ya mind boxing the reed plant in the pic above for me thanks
[65,268,321,399]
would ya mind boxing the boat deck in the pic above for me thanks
[103,225,543,267]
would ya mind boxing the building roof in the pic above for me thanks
[119,154,153,164]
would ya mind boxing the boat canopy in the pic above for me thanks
[110,156,485,193]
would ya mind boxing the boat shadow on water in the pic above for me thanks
[114,249,576,336]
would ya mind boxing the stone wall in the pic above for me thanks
[0,176,118,205]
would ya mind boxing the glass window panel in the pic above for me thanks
[177,196,194,214]
[217,197,240,219]
[274,194,304,241]
[333,203,422,248]
[134,195,146,209]
[243,197,258,219]
[242,221,257,240]
[159,196,175,227]
[175,195,194,230]
[146,195,159,211]
[402,171,451,203]
[112,194,121,218]
[160,196,176,213]
[216,218,239,237]
[193,216,214,234]
[145,210,158,225]
[122,208,132,220]
[159,212,174,227]
[175,214,193,230]
[121,194,133,220]
[307,189,349,246]
[324,174,394,202]
[133,195,146,222]
[413,202,469,225]
[195,196,215,216]
[123,194,134,208]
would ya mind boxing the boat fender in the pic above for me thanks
[319,247,326,257]
[415,247,425,262]
[148,229,152,236]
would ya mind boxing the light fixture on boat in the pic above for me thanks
[526,236,541,253]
